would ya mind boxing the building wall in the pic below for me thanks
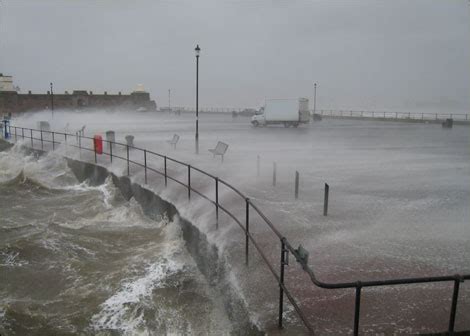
[0,90,157,115]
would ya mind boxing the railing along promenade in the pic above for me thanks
[316,109,469,122]
[6,124,470,335]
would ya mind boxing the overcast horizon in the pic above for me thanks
[0,0,469,112]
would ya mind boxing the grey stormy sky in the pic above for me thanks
[0,0,469,112]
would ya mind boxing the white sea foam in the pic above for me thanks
[0,251,29,267]
[91,221,187,335]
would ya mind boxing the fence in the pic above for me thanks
[317,109,469,121]
[7,124,470,335]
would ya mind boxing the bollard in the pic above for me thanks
[323,183,329,216]
[295,171,299,199]
[273,162,277,186]
[257,155,260,177]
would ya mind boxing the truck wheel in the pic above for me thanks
[284,122,290,128]
[293,123,299,128]
[252,121,259,127]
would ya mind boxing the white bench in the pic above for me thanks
[167,134,180,149]
[209,141,229,162]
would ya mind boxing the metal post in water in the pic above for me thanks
[273,162,277,186]
[126,145,130,176]
[52,132,55,150]
[31,129,33,148]
[324,183,329,216]
[164,156,167,187]
[245,198,250,266]
[40,130,43,150]
[295,171,299,199]
[14,127,17,141]
[215,177,219,229]
[354,283,362,336]
[278,237,286,329]
[144,150,147,184]
[22,128,24,140]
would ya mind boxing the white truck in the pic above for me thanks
[251,98,310,127]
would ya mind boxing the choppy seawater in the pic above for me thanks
[0,147,235,335]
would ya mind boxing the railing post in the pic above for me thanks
[78,133,82,159]
[395,112,398,119]
[245,198,250,266]
[40,130,43,150]
[94,138,97,163]
[278,237,287,329]
[14,127,17,141]
[435,113,438,120]
[22,127,24,140]
[324,183,329,216]
[164,156,167,187]
[187,165,191,200]
[215,177,219,229]
[30,129,33,148]
[421,113,424,120]
[52,132,55,150]
[126,145,130,176]
[64,133,67,155]
[354,282,362,336]
[110,141,113,163]
[448,275,462,333]
[295,171,299,199]
[144,149,147,184]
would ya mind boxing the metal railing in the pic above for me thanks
[7,124,470,335]
[316,109,469,121]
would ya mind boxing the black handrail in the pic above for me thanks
[7,125,469,335]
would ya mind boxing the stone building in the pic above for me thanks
[0,74,157,115]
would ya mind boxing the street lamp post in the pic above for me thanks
[313,82,317,116]
[50,82,54,118]
[195,44,200,154]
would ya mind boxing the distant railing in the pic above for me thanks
[6,124,470,335]
[316,109,469,121]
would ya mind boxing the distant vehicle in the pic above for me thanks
[251,98,310,127]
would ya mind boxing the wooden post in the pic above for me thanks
[323,183,329,216]
[295,171,299,199]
